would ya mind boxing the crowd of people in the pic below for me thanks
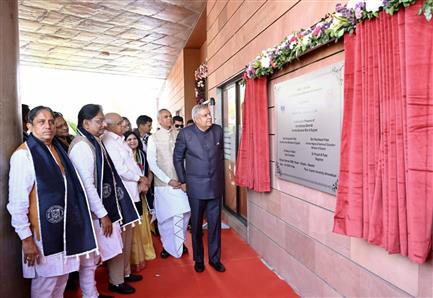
[9,103,225,298]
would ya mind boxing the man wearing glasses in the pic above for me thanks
[173,115,184,131]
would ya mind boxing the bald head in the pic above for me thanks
[105,112,124,136]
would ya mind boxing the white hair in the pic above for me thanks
[157,108,171,119]
[191,104,209,121]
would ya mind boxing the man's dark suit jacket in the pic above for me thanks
[173,124,224,200]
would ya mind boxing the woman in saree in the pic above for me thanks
[124,130,156,272]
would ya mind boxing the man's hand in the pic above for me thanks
[100,215,113,237]
[180,183,187,192]
[168,179,181,189]
[22,237,40,267]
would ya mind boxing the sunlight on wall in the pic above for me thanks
[20,65,164,130]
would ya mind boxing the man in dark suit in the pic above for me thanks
[173,104,225,273]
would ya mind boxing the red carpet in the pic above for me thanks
[65,229,298,298]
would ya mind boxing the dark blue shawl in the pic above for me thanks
[78,128,139,227]
[27,134,97,257]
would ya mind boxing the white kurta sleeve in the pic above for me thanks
[7,149,34,240]
[103,136,141,183]
[147,136,171,184]
[69,141,108,219]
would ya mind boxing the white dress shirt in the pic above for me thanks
[102,131,141,202]
[140,133,150,153]
[7,147,79,278]
[147,134,171,184]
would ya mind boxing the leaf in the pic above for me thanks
[388,6,395,15]
[425,6,432,21]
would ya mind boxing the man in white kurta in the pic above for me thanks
[102,112,148,283]
[147,109,191,258]
[8,146,80,298]
[69,106,124,298]
[8,107,87,298]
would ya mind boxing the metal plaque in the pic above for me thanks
[274,62,344,195]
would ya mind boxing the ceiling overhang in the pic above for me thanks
[18,0,206,79]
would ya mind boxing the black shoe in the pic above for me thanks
[194,261,205,272]
[160,248,170,258]
[98,295,115,298]
[209,261,226,272]
[108,283,135,294]
[182,245,188,254]
[124,274,143,282]
[65,278,78,291]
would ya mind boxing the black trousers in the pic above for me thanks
[189,197,222,263]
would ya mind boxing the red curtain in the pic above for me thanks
[235,77,270,192]
[333,3,433,264]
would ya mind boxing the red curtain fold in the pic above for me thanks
[235,77,270,192]
[333,3,433,264]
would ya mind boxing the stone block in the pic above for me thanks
[38,34,67,46]
[60,15,83,28]
[350,238,419,296]
[55,28,79,39]
[19,5,47,22]
[141,33,166,43]
[19,19,42,32]
[37,25,59,35]
[40,11,64,25]
[124,1,166,16]
[76,19,113,33]
[92,7,120,23]
[132,15,166,30]
[22,0,64,11]
[93,34,117,44]
[154,5,194,23]
[120,29,149,40]
[153,22,188,35]
[62,3,100,18]
[124,40,146,49]
[24,42,54,52]
[74,32,99,42]
[109,12,142,26]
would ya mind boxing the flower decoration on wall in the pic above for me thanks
[242,0,432,82]
[194,61,208,104]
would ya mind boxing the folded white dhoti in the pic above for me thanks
[154,187,191,258]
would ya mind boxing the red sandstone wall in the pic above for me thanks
[158,52,184,117]
[204,0,433,297]
[183,48,201,121]
[158,48,201,121]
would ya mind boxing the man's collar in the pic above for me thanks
[105,130,122,140]
[159,126,172,132]
[194,124,211,134]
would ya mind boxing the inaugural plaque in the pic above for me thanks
[274,62,344,195]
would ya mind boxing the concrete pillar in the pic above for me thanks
[0,0,29,296]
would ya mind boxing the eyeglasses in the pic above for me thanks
[92,118,106,125]
[175,124,184,128]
